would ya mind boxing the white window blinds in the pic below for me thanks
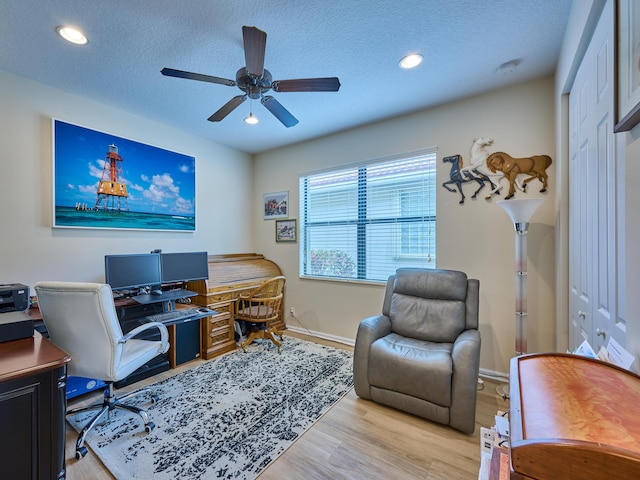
[299,148,437,282]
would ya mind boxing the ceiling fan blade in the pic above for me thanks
[208,95,247,122]
[261,96,299,127]
[242,26,267,78]
[161,68,236,86]
[272,77,341,92]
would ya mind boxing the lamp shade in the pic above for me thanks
[497,198,544,225]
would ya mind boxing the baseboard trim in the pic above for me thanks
[286,325,510,382]
[285,325,355,347]
[478,368,509,383]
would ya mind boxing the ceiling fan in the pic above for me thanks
[161,26,341,127]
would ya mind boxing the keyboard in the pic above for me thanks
[144,308,198,324]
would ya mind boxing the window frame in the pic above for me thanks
[299,148,437,283]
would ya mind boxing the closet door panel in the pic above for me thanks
[568,0,623,352]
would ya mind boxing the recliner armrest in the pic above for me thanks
[353,315,391,399]
[358,315,392,341]
[450,328,481,433]
[120,322,170,354]
[452,329,480,355]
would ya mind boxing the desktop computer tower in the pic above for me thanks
[172,319,201,366]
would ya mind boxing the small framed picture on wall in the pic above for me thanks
[263,191,288,219]
[275,219,297,242]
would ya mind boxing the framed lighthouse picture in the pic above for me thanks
[52,119,196,231]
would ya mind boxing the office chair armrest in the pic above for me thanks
[119,322,169,348]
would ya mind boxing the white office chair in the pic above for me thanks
[34,281,169,460]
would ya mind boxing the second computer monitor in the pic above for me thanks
[160,251,209,284]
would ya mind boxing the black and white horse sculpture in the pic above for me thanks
[442,154,497,204]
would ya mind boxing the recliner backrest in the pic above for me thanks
[385,268,472,343]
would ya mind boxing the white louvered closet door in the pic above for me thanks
[568,0,625,353]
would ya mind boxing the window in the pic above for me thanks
[299,148,436,282]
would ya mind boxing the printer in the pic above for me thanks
[0,283,30,313]
[0,283,33,342]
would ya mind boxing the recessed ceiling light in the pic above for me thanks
[56,26,88,45]
[399,53,423,69]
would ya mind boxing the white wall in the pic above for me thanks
[0,70,253,290]
[255,77,556,375]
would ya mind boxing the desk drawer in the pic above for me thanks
[200,309,235,359]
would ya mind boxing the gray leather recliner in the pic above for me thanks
[353,268,481,434]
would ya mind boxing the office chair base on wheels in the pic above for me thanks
[68,383,158,459]
[240,326,284,353]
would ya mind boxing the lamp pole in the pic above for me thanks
[513,218,530,355]
[496,199,544,398]
[497,198,544,356]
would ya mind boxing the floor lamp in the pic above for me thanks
[496,198,544,398]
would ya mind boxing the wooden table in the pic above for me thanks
[509,353,640,479]
[0,330,71,479]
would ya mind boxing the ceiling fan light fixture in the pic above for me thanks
[244,112,259,124]
[399,53,423,69]
[55,26,88,45]
[162,26,339,127]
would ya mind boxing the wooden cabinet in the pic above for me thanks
[508,353,640,480]
[198,301,236,360]
[188,253,284,359]
[0,331,71,480]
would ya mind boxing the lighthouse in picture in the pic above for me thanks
[94,144,129,212]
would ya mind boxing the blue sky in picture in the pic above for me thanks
[54,120,195,216]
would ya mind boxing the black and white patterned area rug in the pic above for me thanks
[67,337,354,479]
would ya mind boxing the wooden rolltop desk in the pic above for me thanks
[507,353,640,480]
[187,253,285,359]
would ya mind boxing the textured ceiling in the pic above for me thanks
[0,0,573,154]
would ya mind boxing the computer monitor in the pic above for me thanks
[104,253,162,292]
[160,251,209,284]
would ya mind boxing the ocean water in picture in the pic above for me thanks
[55,207,195,231]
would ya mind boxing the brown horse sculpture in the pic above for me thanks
[486,152,552,199]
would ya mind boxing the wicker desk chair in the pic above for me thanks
[236,276,286,352]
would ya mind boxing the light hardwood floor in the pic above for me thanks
[65,332,508,479]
